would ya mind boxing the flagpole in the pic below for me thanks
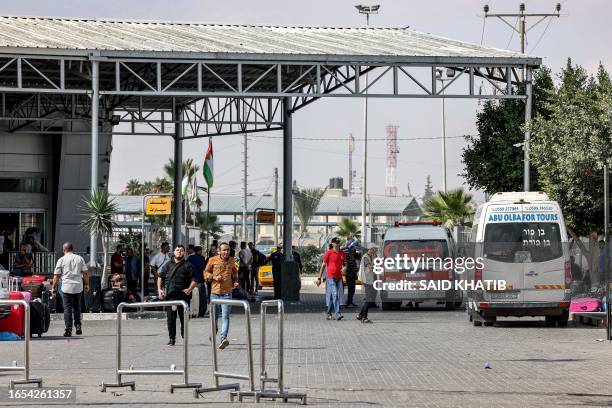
[206,188,211,250]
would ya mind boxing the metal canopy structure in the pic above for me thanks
[0,15,541,264]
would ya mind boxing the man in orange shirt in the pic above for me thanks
[204,242,239,349]
[317,237,347,321]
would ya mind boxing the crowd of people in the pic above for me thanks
[42,235,378,347]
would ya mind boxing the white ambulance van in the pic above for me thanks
[380,221,462,310]
[466,192,571,327]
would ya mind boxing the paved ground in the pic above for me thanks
[2,285,612,407]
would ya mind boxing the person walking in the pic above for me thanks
[51,242,89,337]
[157,245,197,346]
[317,238,346,321]
[238,241,252,294]
[188,246,207,317]
[248,242,263,295]
[268,245,284,299]
[124,247,140,301]
[357,243,378,323]
[344,245,360,307]
[204,242,239,349]
[150,242,170,293]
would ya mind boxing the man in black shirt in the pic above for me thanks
[157,245,197,346]
[344,246,360,307]
[267,245,284,299]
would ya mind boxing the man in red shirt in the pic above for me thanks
[317,237,347,320]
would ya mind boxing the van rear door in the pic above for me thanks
[482,203,525,301]
[519,204,567,302]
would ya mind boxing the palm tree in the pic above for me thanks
[79,189,118,289]
[196,212,223,247]
[422,188,475,228]
[293,186,326,234]
[152,177,172,194]
[123,179,142,195]
[335,217,361,242]
[142,180,156,194]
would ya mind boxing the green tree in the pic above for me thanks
[335,218,361,242]
[295,245,324,274]
[79,189,118,288]
[462,67,554,194]
[530,60,612,277]
[422,188,474,228]
[123,179,142,195]
[152,177,172,194]
[293,186,326,233]
[197,212,223,247]
[423,175,434,202]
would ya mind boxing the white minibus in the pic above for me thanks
[466,192,571,326]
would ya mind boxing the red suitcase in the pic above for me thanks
[0,292,28,337]
[569,297,601,313]
[22,275,47,285]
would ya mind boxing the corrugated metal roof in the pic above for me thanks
[0,16,538,63]
[112,194,421,216]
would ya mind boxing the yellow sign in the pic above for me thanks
[256,211,275,224]
[145,197,172,215]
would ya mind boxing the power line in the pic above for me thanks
[505,16,519,49]
[248,134,470,142]
[529,12,555,53]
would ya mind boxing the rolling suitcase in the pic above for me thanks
[22,281,44,299]
[0,292,28,337]
[102,288,125,313]
[82,276,102,313]
[190,286,200,317]
[29,298,50,337]
[22,275,47,285]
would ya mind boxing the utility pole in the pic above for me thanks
[348,133,354,196]
[355,4,380,245]
[242,132,248,242]
[484,3,560,192]
[273,167,279,245]
[484,2,562,56]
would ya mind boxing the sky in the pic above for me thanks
[5,0,612,202]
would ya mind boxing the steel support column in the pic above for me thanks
[173,106,183,247]
[282,97,294,262]
[523,66,533,191]
[89,59,99,267]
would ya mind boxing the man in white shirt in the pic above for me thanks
[238,241,252,294]
[150,242,171,289]
[52,242,89,337]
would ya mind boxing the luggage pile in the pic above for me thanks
[0,273,51,338]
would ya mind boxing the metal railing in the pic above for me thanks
[257,300,307,404]
[7,251,57,277]
[194,298,252,400]
[101,301,201,393]
[0,299,43,389]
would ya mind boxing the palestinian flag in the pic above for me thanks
[203,138,214,188]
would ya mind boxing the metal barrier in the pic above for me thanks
[194,298,252,400]
[0,299,43,389]
[101,301,201,393]
[257,300,307,404]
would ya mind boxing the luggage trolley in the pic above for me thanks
[194,298,254,400]
[0,299,43,389]
[101,300,201,393]
[257,299,307,404]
